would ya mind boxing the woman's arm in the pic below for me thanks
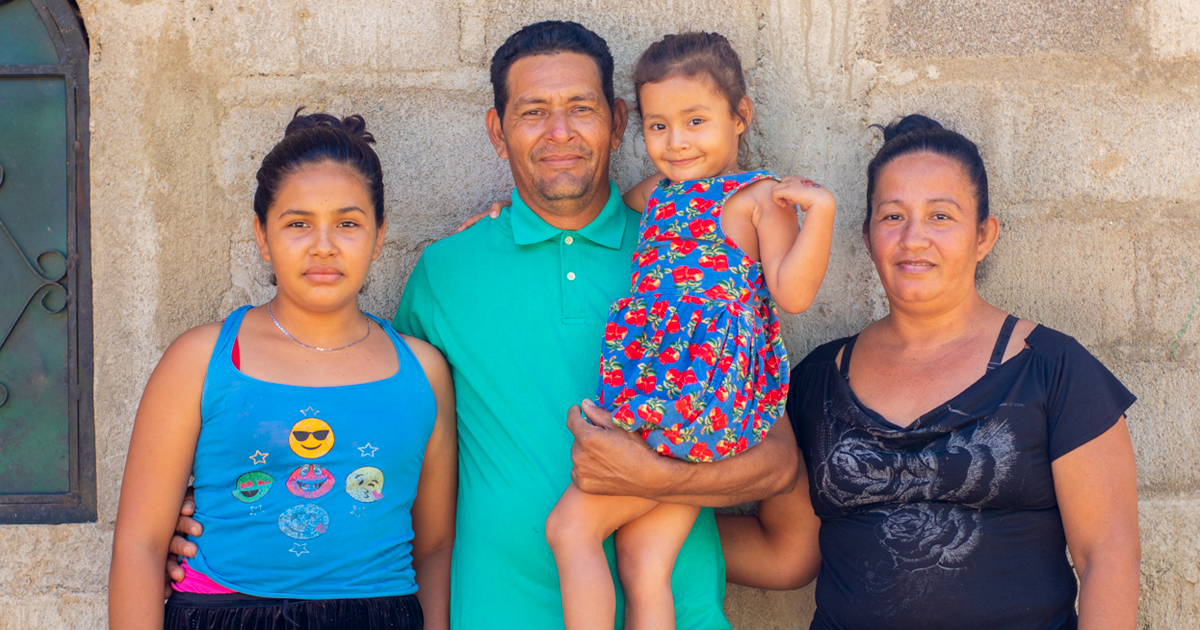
[717,449,821,589]
[1054,417,1140,630]
[109,324,218,630]
[405,336,457,630]
[568,400,799,506]
[754,177,837,314]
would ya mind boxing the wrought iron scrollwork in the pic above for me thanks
[0,209,69,408]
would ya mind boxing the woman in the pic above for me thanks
[109,111,456,630]
[718,114,1140,629]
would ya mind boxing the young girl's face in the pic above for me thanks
[639,74,747,183]
[254,161,385,311]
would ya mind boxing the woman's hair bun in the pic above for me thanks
[283,107,375,144]
[881,114,944,142]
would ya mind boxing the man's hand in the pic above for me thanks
[163,487,203,596]
[568,400,664,497]
[450,202,506,234]
[568,400,800,507]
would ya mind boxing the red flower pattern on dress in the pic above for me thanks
[598,171,790,462]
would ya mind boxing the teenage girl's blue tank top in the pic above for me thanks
[187,305,437,598]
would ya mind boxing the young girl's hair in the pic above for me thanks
[632,32,750,159]
[253,108,385,226]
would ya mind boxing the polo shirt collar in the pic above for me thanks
[510,180,627,249]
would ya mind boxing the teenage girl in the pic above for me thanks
[108,112,456,630]
[544,33,836,630]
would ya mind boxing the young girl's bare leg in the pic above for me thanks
[616,503,701,630]
[547,484,661,630]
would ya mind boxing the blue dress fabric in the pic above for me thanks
[187,305,437,599]
[596,170,789,462]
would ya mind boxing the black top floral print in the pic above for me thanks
[788,320,1135,630]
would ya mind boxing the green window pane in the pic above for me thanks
[0,1,58,66]
[0,76,69,494]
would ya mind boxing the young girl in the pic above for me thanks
[544,33,836,630]
[108,112,456,630]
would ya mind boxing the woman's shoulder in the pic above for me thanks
[791,335,855,373]
[1023,323,1093,361]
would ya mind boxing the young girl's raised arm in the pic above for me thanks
[752,177,837,314]
[109,323,219,630]
[620,173,665,212]
[405,336,457,630]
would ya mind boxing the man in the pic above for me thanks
[170,20,797,629]
[393,21,797,628]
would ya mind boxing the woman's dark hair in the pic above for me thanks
[253,109,385,226]
[490,21,615,120]
[632,32,750,158]
[864,114,989,233]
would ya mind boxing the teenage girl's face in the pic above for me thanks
[254,161,385,311]
[865,151,998,313]
[639,74,748,183]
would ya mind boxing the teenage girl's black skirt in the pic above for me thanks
[163,591,423,630]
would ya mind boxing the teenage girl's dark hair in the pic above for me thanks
[864,114,989,233]
[490,21,615,120]
[632,32,750,158]
[253,109,385,226]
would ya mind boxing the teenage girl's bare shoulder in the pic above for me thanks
[400,334,451,386]
[622,174,665,212]
[155,320,224,378]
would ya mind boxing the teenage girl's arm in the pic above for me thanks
[729,177,837,314]
[109,323,220,630]
[716,447,822,590]
[405,336,457,630]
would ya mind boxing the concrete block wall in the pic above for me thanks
[0,0,1196,627]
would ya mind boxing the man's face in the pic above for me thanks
[487,52,625,220]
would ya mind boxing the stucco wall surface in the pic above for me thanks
[1,0,1198,627]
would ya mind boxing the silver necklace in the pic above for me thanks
[267,300,371,352]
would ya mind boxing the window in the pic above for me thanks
[0,0,94,523]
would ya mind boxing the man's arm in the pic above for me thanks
[568,400,799,506]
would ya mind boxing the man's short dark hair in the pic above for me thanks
[489,21,615,120]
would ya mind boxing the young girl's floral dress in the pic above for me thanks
[596,170,789,462]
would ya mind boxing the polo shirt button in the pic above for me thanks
[567,272,576,281]
[565,236,574,245]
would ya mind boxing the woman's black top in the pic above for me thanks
[787,318,1135,630]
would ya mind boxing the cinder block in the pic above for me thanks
[0,594,107,630]
[979,217,1137,352]
[867,82,1200,205]
[0,524,112,597]
[297,0,463,71]
[477,0,760,95]
[1120,363,1200,494]
[725,583,817,629]
[181,1,303,76]
[1147,0,1200,59]
[1135,218,1200,361]
[1138,495,1200,627]
[883,0,1131,58]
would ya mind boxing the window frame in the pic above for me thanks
[0,0,95,524]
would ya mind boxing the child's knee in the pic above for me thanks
[545,500,588,550]
[616,543,674,594]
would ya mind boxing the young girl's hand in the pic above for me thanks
[770,176,836,216]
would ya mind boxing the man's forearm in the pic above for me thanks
[643,419,799,506]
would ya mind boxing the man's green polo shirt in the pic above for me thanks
[393,181,730,630]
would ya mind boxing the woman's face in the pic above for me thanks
[865,151,998,312]
[254,161,384,311]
